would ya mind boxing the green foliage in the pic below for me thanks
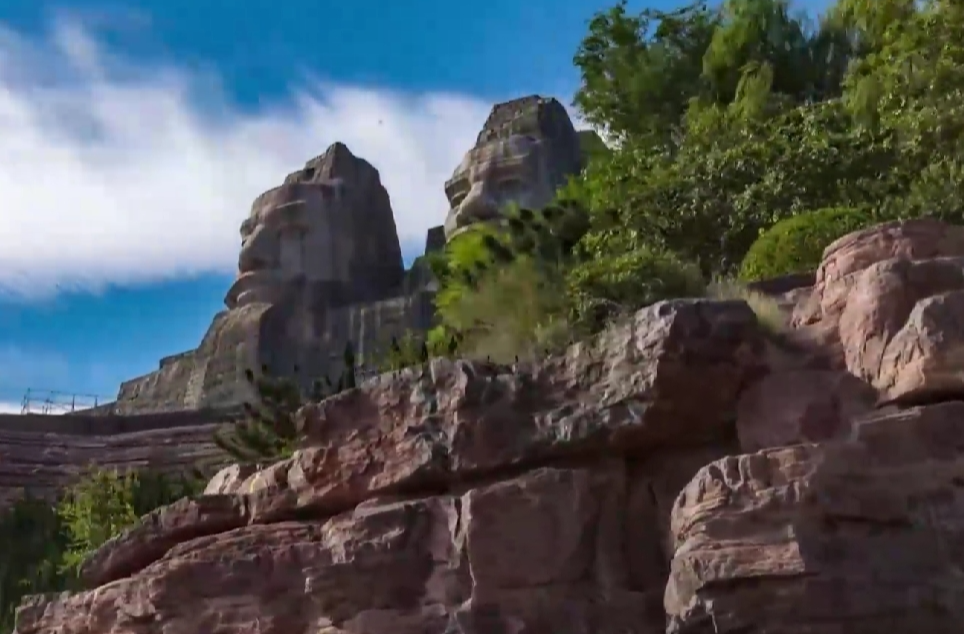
[440,256,573,363]
[430,201,596,360]
[739,206,879,280]
[573,1,719,143]
[0,494,68,633]
[378,330,459,373]
[567,241,707,330]
[214,352,359,466]
[214,365,304,465]
[57,469,202,576]
[0,468,200,632]
[572,99,904,277]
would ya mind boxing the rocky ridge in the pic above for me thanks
[15,218,964,633]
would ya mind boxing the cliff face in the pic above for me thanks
[17,219,964,634]
[0,410,234,508]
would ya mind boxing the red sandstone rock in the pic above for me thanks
[666,402,964,633]
[21,298,764,634]
[736,368,876,451]
[18,222,964,634]
[793,217,964,327]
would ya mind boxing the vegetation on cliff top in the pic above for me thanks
[429,0,964,360]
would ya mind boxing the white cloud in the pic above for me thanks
[0,401,22,414]
[0,16,502,300]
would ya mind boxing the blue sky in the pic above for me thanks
[0,0,829,413]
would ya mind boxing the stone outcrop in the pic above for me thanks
[17,298,764,634]
[666,402,964,634]
[443,95,588,240]
[0,410,234,507]
[792,218,964,405]
[111,143,441,415]
[18,219,964,634]
[105,95,602,415]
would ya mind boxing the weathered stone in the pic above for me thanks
[227,141,404,309]
[666,402,964,633]
[736,369,876,451]
[839,257,964,399]
[793,218,964,327]
[23,466,669,634]
[15,298,760,634]
[785,219,964,405]
[877,289,964,404]
[203,463,259,495]
[23,234,964,633]
[109,143,438,414]
[443,95,585,240]
[0,410,233,508]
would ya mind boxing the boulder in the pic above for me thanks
[736,368,876,451]
[667,402,964,633]
[789,219,964,405]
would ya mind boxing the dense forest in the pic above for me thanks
[1,0,959,629]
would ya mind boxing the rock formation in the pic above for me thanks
[17,218,964,634]
[0,410,233,507]
[110,143,439,415]
[443,95,587,240]
[108,95,600,415]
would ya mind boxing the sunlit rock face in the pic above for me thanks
[443,95,585,240]
[226,142,404,309]
[110,143,432,414]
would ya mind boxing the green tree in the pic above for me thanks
[214,366,305,465]
[0,494,68,633]
[57,468,202,577]
[573,0,719,143]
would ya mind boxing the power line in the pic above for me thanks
[17,387,113,415]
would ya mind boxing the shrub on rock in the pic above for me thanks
[738,206,878,282]
[567,242,706,330]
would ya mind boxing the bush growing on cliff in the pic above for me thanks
[214,365,306,465]
[0,494,69,633]
[738,206,879,281]
[57,468,202,576]
[374,330,459,373]
[0,468,200,633]
[430,202,596,361]
[566,238,707,331]
[214,344,365,465]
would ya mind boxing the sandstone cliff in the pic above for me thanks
[14,219,964,633]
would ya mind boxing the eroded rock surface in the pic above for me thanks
[18,298,765,634]
[667,402,964,633]
[790,219,964,405]
[16,220,964,634]
[111,143,438,415]
[443,95,586,240]
[0,410,233,508]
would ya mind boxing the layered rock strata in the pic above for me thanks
[0,409,234,508]
[17,219,964,633]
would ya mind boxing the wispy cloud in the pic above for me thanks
[0,16,502,300]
